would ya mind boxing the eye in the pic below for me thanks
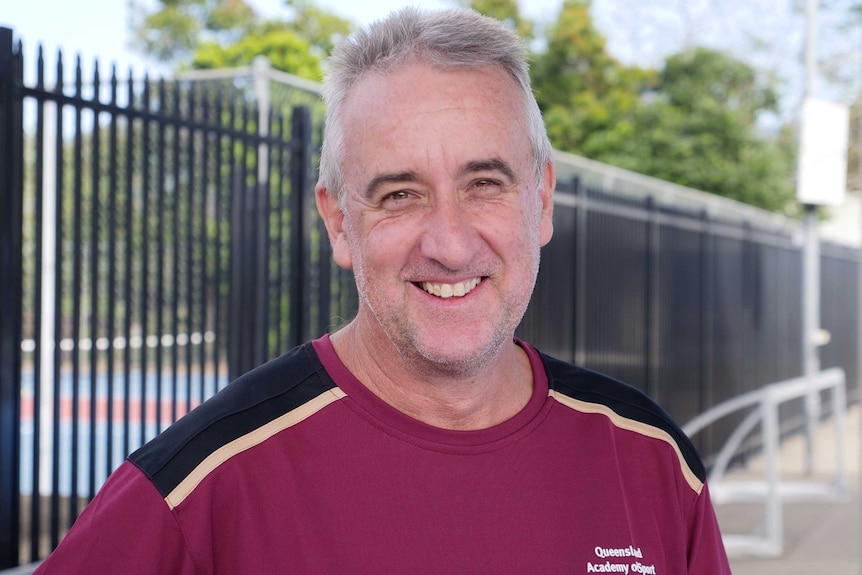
[378,189,417,211]
[384,190,411,201]
[469,178,504,197]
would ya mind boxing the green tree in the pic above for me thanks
[606,48,797,214]
[529,0,653,160]
[281,0,353,61]
[130,0,352,79]
[191,21,321,79]
[131,0,257,65]
[460,0,534,40]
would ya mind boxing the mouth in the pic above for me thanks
[417,277,482,299]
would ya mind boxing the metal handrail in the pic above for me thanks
[682,368,848,558]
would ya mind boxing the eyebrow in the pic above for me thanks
[461,159,516,182]
[365,171,420,199]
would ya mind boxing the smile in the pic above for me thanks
[420,278,482,299]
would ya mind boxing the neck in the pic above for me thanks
[329,323,534,431]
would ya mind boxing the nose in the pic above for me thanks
[418,193,479,271]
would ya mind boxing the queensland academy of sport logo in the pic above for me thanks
[586,545,657,574]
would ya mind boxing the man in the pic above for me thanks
[36,8,731,574]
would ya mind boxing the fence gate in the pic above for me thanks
[0,27,357,568]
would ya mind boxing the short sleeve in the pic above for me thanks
[34,461,198,575]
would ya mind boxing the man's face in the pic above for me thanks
[317,62,554,374]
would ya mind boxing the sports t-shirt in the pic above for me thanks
[34,335,731,574]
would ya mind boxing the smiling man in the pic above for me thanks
[35,8,731,574]
[315,58,553,429]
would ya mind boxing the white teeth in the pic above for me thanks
[421,278,481,299]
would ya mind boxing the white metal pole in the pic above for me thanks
[855,18,862,534]
[762,391,784,555]
[801,0,821,476]
[39,99,57,496]
[857,80,862,405]
[802,209,820,475]
[831,373,847,496]
[253,55,270,186]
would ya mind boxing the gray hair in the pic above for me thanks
[317,7,553,201]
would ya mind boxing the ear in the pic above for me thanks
[538,160,555,247]
[315,183,353,269]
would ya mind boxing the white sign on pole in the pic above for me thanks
[797,97,850,206]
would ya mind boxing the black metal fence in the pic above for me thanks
[520,181,859,456]
[0,29,356,567]
[1,27,859,569]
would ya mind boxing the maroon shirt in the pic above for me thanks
[36,335,730,574]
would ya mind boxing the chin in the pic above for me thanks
[401,334,509,377]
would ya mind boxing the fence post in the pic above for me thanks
[644,195,660,400]
[229,167,254,382]
[289,106,312,346]
[761,387,784,554]
[252,56,271,369]
[699,209,714,446]
[0,26,23,569]
[573,176,587,366]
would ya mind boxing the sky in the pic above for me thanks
[1,0,562,77]
[1,0,839,126]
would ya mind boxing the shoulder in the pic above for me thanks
[129,342,342,503]
[539,352,706,492]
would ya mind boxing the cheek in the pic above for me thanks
[494,207,543,276]
[344,220,402,280]
[484,202,540,246]
[362,215,421,261]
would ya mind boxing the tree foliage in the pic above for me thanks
[525,0,796,213]
[529,0,653,160]
[191,22,321,78]
[130,0,352,80]
[461,0,534,39]
[131,0,801,213]
[602,48,798,214]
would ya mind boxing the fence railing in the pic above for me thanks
[683,368,848,557]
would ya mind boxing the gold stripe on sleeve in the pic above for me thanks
[165,387,348,510]
[549,390,704,495]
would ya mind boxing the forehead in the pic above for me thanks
[338,62,532,183]
[348,59,518,102]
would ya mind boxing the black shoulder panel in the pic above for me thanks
[129,342,337,498]
[540,352,706,484]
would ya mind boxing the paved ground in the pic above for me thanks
[718,405,861,574]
